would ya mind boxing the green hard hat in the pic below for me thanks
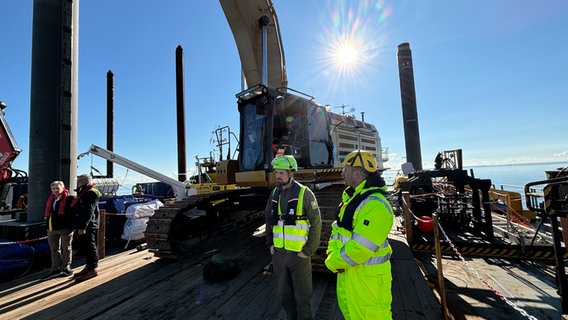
[272,155,298,171]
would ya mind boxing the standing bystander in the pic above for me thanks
[265,155,322,320]
[70,174,102,282]
[43,180,74,279]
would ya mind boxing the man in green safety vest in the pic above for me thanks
[265,155,322,320]
[325,150,394,319]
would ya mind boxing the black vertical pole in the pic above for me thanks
[175,45,187,182]
[28,0,79,222]
[397,43,423,171]
[106,70,114,177]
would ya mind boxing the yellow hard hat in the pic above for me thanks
[343,150,378,173]
[285,116,294,123]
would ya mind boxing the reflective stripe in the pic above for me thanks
[331,233,351,243]
[357,195,394,216]
[363,253,391,266]
[339,246,391,267]
[340,247,358,266]
[333,233,389,252]
[280,234,308,242]
[352,232,379,252]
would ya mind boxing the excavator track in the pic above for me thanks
[145,188,269,259]
[144,181,346,272]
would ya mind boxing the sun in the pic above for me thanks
[334,44,359,67]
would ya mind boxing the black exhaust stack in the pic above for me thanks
[397,43,423,171]
[106,70,114,177]
[175,45,187,182]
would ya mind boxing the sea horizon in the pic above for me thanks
[382,161,568,191]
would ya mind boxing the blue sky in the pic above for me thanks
[2,1,567,187]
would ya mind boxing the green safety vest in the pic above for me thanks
[271,185,309,252]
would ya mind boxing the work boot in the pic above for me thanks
[75,269,97,282]
[60,268,74,277]
[73,267,88,278]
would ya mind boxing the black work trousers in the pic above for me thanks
[78,226,99,270]
[272,248,313,320]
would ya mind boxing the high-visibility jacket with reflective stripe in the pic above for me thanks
[325,181,394,272]
[272,186,309,252]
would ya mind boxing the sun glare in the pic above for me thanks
[335,44,358,67]
[311,1,393,94]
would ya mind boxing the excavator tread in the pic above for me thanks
[145,188,265,259]
[144,182,345,271]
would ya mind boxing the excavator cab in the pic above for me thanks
[237,84,333,173]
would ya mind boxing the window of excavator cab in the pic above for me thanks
[308,104,332,167]
[240,102,266,171]
[272,96,308,167]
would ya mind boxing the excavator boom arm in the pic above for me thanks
[220,0,287,88]
[78,144,192,201]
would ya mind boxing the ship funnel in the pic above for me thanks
[397,43,423,171]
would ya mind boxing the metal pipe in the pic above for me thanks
[106,70,114,177]
[175,45,187,182]
[259,15,270,86]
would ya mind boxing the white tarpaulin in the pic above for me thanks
[121,199,164,242]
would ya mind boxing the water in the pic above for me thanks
[465,162,568,190]
[383,161,568,191]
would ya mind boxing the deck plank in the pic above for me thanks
[390,232,443,320]
[1,225,441,320]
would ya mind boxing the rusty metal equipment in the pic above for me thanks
[397,149,494,240]
[524,169,568,314]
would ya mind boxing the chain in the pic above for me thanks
[437,222,539,320]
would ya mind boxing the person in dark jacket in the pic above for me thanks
[70,174,101,282]
[43,180,75,280]
[265,155,322,320]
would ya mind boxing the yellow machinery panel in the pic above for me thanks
[236,170,269,187]
[489,189,536,219]
[193,183,237,195]
[217,160,239,185]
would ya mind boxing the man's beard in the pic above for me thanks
[277,176,291,187]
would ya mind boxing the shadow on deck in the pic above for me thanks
[0,226,441,319]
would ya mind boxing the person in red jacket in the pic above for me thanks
[43,180,75,280]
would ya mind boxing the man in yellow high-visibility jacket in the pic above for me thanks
[265,155,322,320]
[325,150,394,319]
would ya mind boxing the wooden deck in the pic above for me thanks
[0,226,440,320]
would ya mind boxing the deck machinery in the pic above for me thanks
[396,149,494,242]
[396,149,565,261]
[524,170,568,313]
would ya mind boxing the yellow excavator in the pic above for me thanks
[117,0,387,270]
